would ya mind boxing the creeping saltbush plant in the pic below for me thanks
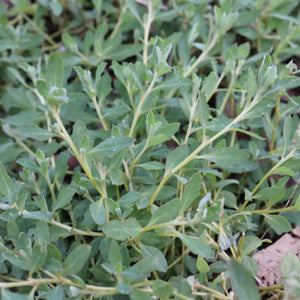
[0,1,300,299]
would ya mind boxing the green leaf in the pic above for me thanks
[153,76,191,91]
[164,144,188,176]
[199,148,249,166]
[148,123,180,147]
[54,151,69,182]
[262,65,277,90]
[154,37,173,76]
[258,54,272,87]
[105,44,143,61]
[153,280,173,299]
[180,172,202,214]
[102,220,128,241]
[62,33,78,52]
[265,215,292,234]
[202,72,218,100]
[61,244,91,275]
[116,282,131,294]
[253,187,283,201]
[176,232,214,259]
[134,256,159,279]
[108,240,122,269]
[148,198,180,226]
[241,235,267,258]
[123,218,142,239]
[23,211,51,222]
[247,67,257,102]
[33,195,48,211]
[1,290,29,300]
[0,161,13,198]
[280,252,300,278]
[71,121,92,153]
[112,61,126,86]
[30,244,47,275]
[196,256,209,273]
[137,161,165,170]
[96,73,111,104]
[46,52,63,88]
[140,245,167,273]
[45,286,65,300]
[3,110,45,126]
[126,0,142,23]
[74,66,92,91]
[199,93,209,131]
[50,0,63,16]
[89,199,107,225]
[52,186,76,212]
[270,166,296,176]
[14,126,56,141]
[295,194,300,212]
[244,97,275,119]
[229,259,260,300]
[87,137,134,156]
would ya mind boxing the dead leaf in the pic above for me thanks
[253,227,300,287]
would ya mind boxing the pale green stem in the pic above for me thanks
[129,71,158,137]
[248,206,295,215]
[91,95,109,131]
[239,149,296,211]
[51,109,105,197]
[149,94,262,206]
[14,136,37,158]
[49,219,103,236]
[109,6,125,39]
[183,33,219,78]
[143,1,153,66]
[129,140,149,172]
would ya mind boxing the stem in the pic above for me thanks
[49,219,103,236]
[270,95,280,152]
[22,14,56,46]
[183,33,219,78]
[91,95,109,131]
[129,71,158,137]
[143,1,153,66]
[149,96,260,206]
[109,5,125,40]
[239,149,296,211]
[249,206,295,215]
[51,108,105,197]
[129,141,149,172]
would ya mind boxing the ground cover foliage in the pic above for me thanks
[0,0,300,299]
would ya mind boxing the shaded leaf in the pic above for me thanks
[266,215,292,234]
[164,144,189,176]
[46,52,63,88]
[0,161,13,198]
[88,137,134,156]
[53,186,76,212]
[229,259,260,300]
[61,244,91,275]
[199,148,249,166]
[89,199,107,225]
[148,198,180,226]
[176,232,214,259]
[102,220,128,241]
